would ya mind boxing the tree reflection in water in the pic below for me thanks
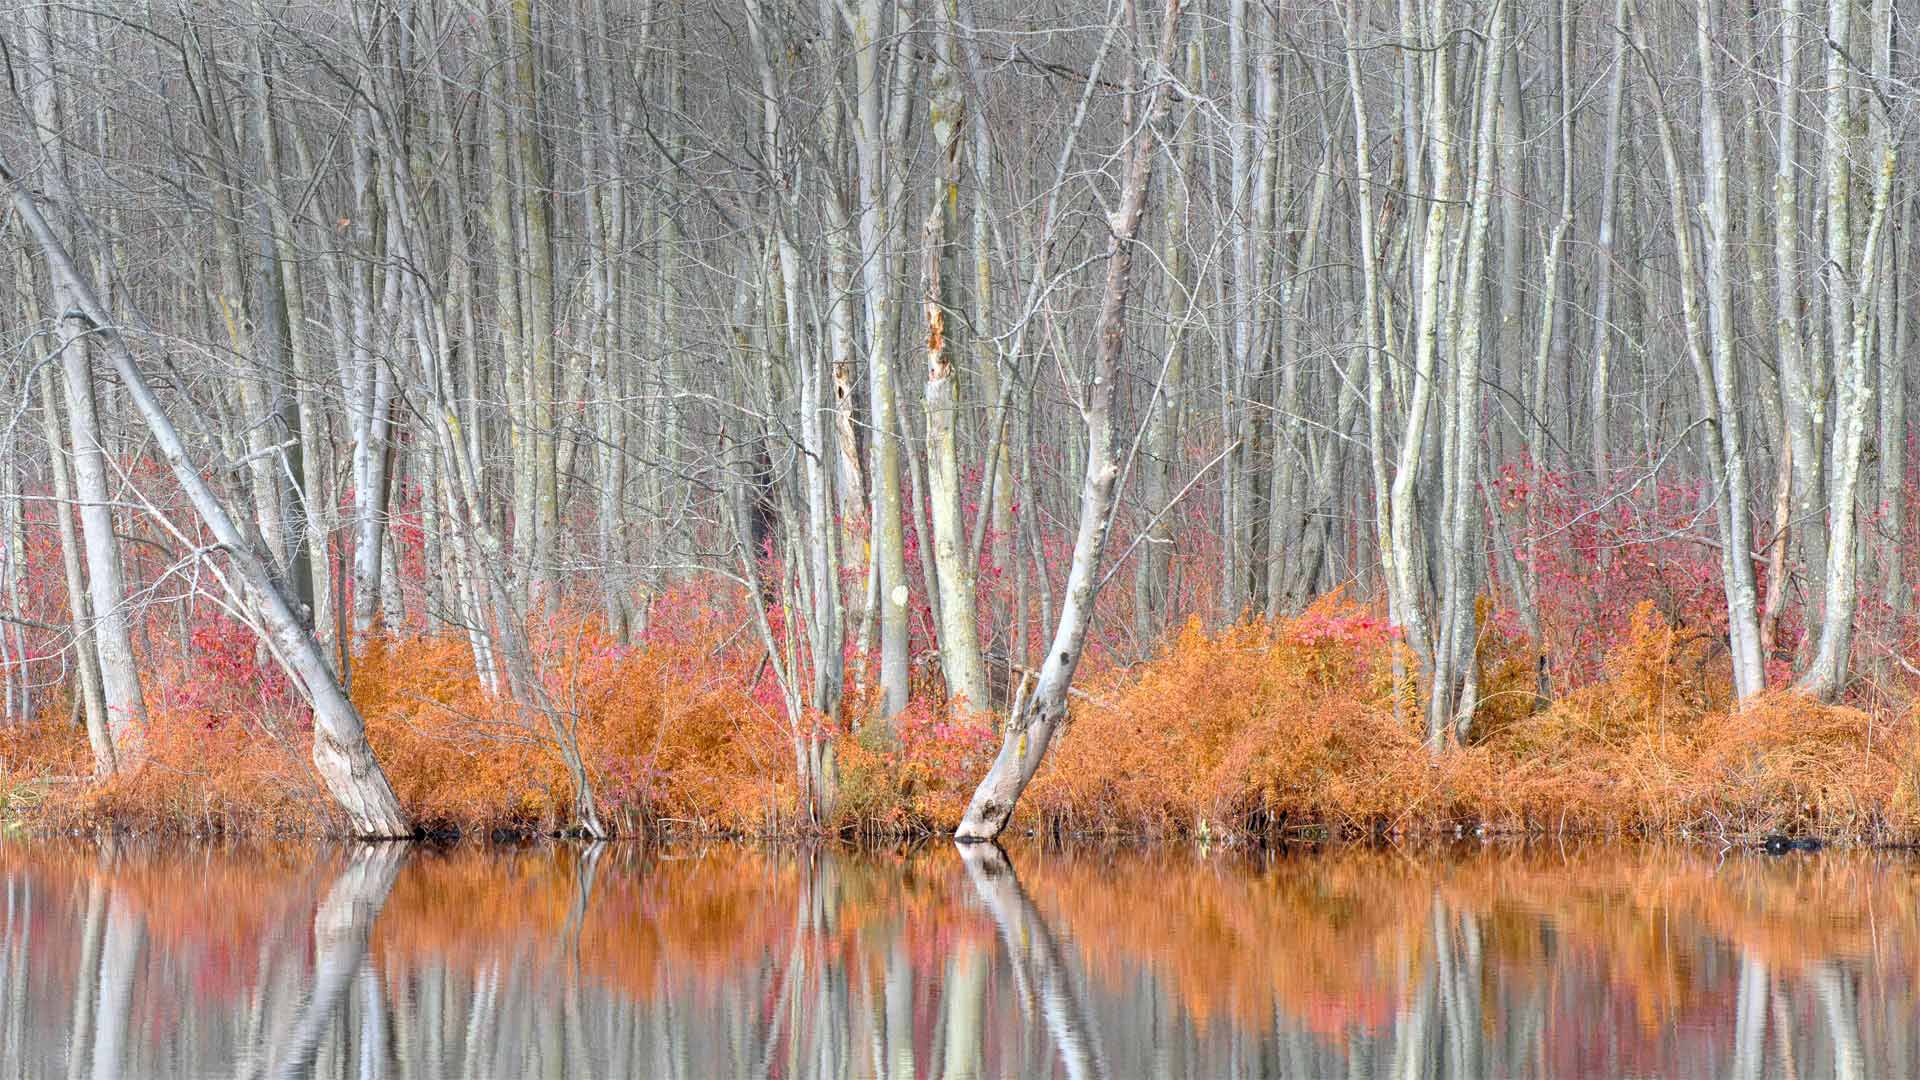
[0,841,1912,1078]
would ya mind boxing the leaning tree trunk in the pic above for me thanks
[5,168,412,838]
[270,845,407,1080]
[954,0,1182,842]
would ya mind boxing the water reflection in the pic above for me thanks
[0,840,1916,1078]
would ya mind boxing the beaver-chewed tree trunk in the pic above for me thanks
[5,165,412,839]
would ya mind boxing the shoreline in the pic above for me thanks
[2,793,1912,854]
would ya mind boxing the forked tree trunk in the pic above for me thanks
[1429,0,1504,744]
[1384,0,1452,721]
[1799,0,1895,701]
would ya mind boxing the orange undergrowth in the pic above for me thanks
[0,593,807,836]
[4,586,1920,842]
[351,626,782,834]
[0,711,93,778]
[1006,596,1920,842]
[1022,594,1435,833]
[830,701,998,833]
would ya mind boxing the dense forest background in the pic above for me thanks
[4,0,1920,838]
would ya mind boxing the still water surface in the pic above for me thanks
[0,839,1912,1078]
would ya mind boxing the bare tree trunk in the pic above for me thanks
[5,175,412,836]
[1774,0,1824,637]
[854,0,918,719]
[509,0,560,605]
[251,34,328,639]
[1800,0,1895,700]
[1385,0,1452,720]
[1135,40,1198,644]
[20,12,147,758]
[1220,0,1256,621]
[17,247,112,773]
[0,448,23,725]
[1637,1,1764,701]
[923,7,989,711]
[572,4,630,641]
[745,0,844,822]
[1346,0,1409,724]
[1880,186,1912,623]
[188,31,296,597]
[1697,0,1767,700]
[954,0,1015,581]
[1269,143,1334,617]
[344,116,397,646]
[813,8,867,568]
[1587,0,1628,487]
[1432,0,1504,743]
[955,0,1181,842]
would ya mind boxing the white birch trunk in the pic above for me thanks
[17,250,113,773]
[853,0,918,720]
[1698,3,1767,699]
[1586,0,1628,485]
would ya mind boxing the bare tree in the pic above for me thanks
[954,0,1184,842]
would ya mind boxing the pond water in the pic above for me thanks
[0,839,1912,1079]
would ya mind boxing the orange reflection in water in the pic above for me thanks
[0,839,1916,1079]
